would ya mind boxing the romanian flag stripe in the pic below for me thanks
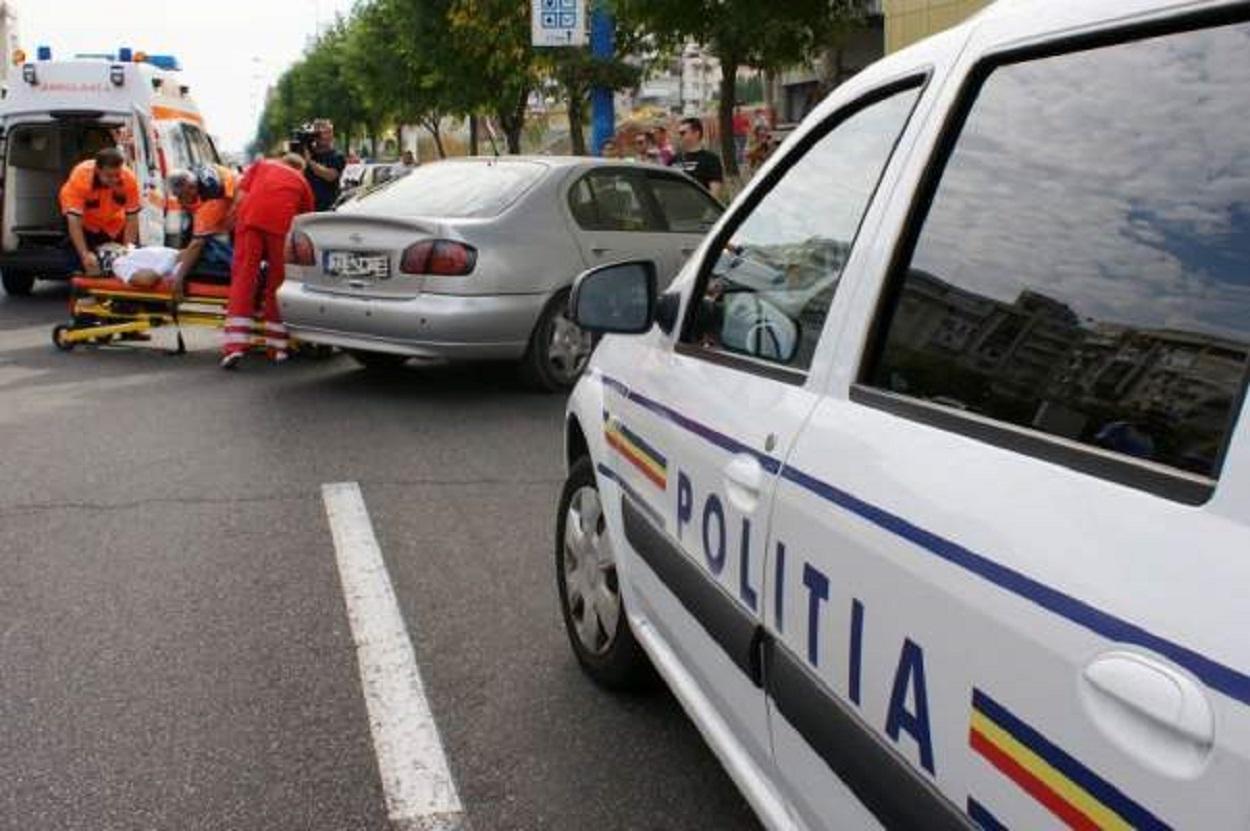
[970,690,1169,831]
[970,721,1104,831]
[615,421,668,470]
[604,420,667,489]
[606,430,666,488]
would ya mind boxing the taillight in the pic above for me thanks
[400,240,477,276]
[285,230,315,266]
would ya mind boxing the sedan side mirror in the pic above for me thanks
[569,260,657,335]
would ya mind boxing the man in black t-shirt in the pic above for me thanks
[303,119,347,212]
[669,117,724,198]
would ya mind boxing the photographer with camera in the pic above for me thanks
[296,119,346,212]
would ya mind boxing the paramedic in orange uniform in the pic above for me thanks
[221,153,314,370]
[167,163,238,284]
[58,147,141,275]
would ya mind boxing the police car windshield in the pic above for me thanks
[339,159,546,219]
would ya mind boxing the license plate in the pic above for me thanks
[324,250,391,280]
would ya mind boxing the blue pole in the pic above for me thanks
[589,4,615,156]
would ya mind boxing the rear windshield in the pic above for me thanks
[340,160,546,218]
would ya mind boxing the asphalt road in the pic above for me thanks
[0,284,760,830]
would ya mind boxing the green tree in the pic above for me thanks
[344,0,465,158]
[447,0,542,154]
[254,17,370,155]
[622,0,863,175]
[547,47,641,156]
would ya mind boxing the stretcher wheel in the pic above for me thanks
[51,324,75,352]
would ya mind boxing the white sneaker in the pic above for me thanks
[219,352,244,371]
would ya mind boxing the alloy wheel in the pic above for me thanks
[562,485,620,655]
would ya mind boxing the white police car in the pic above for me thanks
[554,1,1250,828]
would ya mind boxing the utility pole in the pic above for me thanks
[589,3,615,156]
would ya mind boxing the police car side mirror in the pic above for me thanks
[569,260,657,335]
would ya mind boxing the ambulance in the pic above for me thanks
[0,47,220,295]
[557,0,1250,828]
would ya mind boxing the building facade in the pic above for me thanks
[884,0,991,53]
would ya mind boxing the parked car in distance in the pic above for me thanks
[557,2,1250,830]
[278,156,724,390]
[335,162,409,207]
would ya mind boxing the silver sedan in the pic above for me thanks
[278,156,722,390]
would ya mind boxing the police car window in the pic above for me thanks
[646,173,722,233]
[864,20,1250,482]
[684,84,922,372]
[568,170,653,232]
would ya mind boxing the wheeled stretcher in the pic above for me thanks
[50,270,322,357]
[51,273,236,354]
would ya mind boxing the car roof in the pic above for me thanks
[443,155,675,173]
[882,0,1242,67]
[799,0,1242,132]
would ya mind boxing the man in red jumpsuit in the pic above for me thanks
[221,153,315,370]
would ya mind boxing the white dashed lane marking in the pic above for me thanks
[322,482,464,831]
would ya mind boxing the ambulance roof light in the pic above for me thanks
[36,46,51,61]
[118,47,133,62]
[11,48,25,66]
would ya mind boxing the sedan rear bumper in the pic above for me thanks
[277,282,551,361]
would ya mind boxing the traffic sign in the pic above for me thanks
[532,0,587,47]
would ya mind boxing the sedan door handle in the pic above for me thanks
[1080,651,1214,777]
[723,453,764,513]
[591,247,612,256]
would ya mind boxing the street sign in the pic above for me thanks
[532,0,587,47]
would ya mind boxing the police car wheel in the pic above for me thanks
[556,456,653,690]
[2,270,35,297]
[522,291,594,393]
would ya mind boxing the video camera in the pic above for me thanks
[288,124,317,154]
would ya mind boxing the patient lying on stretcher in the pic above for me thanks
[101,231,233,290]
[97,163,239,289]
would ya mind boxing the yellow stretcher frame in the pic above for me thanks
[51,279,282,354]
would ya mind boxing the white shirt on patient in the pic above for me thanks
[111,246,181,286]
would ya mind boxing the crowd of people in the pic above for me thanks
[58,119,346,369]
[600,105,779,197]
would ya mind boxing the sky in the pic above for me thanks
[18,0,358,153]
[912,20,1250,341]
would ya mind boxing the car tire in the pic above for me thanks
[556,455,654,691]
[347,350,408,371]
[2,270,35,297]
[521,290,594,393]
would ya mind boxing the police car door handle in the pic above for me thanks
[1081,651,1215,776]
[724,454,764,513]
